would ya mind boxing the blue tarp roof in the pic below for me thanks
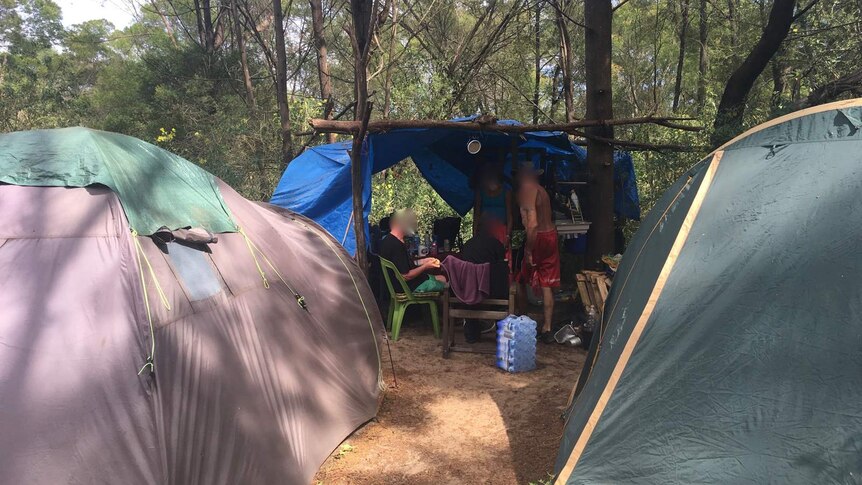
[271,117,640,255]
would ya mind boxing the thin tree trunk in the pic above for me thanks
[549,64,561,120]
[651,1,661,109]
[727,0,738,62]
[696,0,708,113]
[672,0,690,112]
[202,0,215,52]
[712,0,796,146]
[154,2,179,47]
[770,49,786,110]
[555,1,575,122]
[309,0,335,142]
[349,0,374,273]
[532,1,541,124]
[233,0,256,110]
[584,0,615,269]
[382,0,398,119]
[193,0,206,47]
[273,0,294,167]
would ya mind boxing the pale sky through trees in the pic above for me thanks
[55,0,136,28]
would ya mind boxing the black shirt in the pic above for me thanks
[379,234,422,291]
[461,233,505,265]
[461,233,508,299]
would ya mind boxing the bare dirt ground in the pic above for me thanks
[313,319,586,485]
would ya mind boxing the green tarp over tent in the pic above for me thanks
[555,99,862,484]
[0,127,235,234]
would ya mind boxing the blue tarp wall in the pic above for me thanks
[271,118,640,255]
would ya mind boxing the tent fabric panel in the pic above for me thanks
[566,154,712,402]
[0,185,127,237]
[270,142,354,216]
[0,128,235,235]
[556,152,722,484]
[558,134,862,483]
[367,129,451,172]
[270,141,373,255]
[725,105,862,150]
[555,155,715,476]
[1,181,382,485]
[716,98,862,152]
[152,288,379,485]
[0,187,161,484]
[412,148,477,215]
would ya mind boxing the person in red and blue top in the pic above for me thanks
[473,162,512,249]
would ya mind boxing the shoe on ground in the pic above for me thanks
[538,331,556,344]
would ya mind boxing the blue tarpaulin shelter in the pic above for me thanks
[271,117,640,254]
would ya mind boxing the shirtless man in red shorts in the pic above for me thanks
[516,163,560,343]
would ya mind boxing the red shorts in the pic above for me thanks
[519,230,561,290]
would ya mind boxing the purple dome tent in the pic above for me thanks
[0,128,382,484]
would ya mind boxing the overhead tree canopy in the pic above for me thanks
[1,0,860,237]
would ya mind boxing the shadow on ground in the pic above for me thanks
[313,310,586,485]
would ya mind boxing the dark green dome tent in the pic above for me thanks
[0,128,382,484]
[554,99,862,484]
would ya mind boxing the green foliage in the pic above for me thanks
[334,442,355,459]
[1,0,860,239]
[370,159,473,241]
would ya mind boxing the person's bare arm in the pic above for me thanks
[403,259,439,281]
[519,184,539,265]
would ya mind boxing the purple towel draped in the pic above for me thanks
[442,256,490,305]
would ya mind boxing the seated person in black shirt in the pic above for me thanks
[379,209,446,292]
[462,214,509,299]
[460,214,510,342]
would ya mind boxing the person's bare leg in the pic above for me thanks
[541,286,554,333]
[517,283,528,315]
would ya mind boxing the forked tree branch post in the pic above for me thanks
[349,0,376,274]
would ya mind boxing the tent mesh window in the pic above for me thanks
[165,242,224,301]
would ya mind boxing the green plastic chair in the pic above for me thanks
[379,257,441,341]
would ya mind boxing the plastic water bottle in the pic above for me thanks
[496,315,537,373]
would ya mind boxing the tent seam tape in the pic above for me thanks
[555,150,724,484]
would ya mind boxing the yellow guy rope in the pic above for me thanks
[131,230,171,375]
[238,226,307,310]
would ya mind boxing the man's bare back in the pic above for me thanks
[518,181,555,232]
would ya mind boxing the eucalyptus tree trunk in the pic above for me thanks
[382,0,399,118]
[584,0,615,269]
[349,0,375,272]
[672,0,690,112]
[712,0,796,147]
[555,1,575,122]
[232,0,256,111]
[273,0,294,167]
[696,0,708,113]
[532,1,541,124]
[309,0,335,142]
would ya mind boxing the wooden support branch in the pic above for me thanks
[308,115,702,135]
[571,137,704,152]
